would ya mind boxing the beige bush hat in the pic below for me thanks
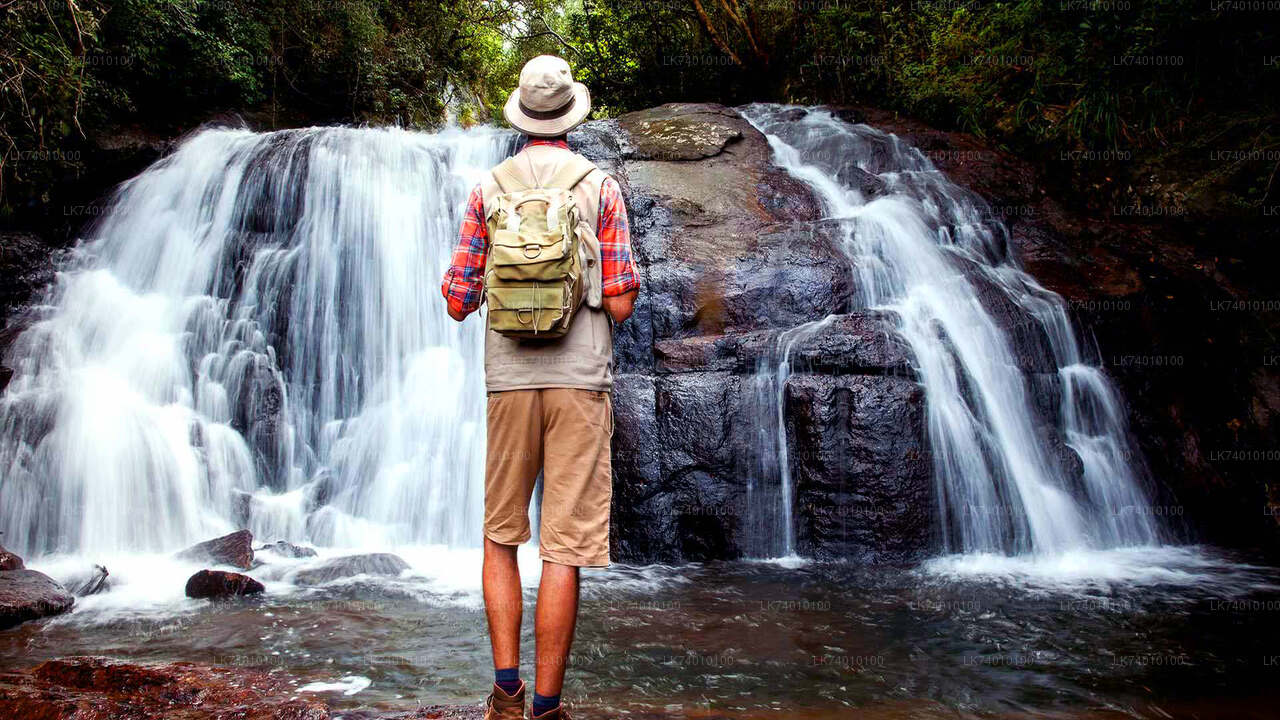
[503,55,591,137]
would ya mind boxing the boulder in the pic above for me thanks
[0,569,74,629]
[64,565,110,597]
[616,103,744,161]
[175,529,254,569]
[0,544,23,572]
[291,553,410,586]
[784,374,937,562]
[256,540,318,558]
[184,569,265,599]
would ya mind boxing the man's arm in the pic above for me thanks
[441,184,489,321]
[597,176,639,323]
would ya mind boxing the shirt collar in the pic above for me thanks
[524,137,570,150]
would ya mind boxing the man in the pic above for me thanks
[440,55,639,720]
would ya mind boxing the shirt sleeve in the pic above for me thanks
[597,176,640,297]
[441,184,488,317]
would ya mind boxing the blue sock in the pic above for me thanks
[494,667,521,695]
[532,692,560,716]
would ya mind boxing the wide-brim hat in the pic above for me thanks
[503,55,591,137]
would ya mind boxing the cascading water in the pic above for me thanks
[0,124,511,557]
[741,104,1165,557]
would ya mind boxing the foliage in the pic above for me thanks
[3,0,1278,217]
[0,0,561,216]
[568,0,1280,154]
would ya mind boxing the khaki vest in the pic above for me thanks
[480,144,615,392]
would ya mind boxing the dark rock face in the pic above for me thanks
[176,529,255,569]
[0,232,60,332]
[291,553,410,586]
[785,374,935,562]
[184,569,265,599]
[0,545,23,572]
[0,569,74,629]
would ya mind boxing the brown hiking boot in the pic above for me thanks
[531,704,570,720]
[484,680,526,720]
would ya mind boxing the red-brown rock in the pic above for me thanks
[0,544,22,571]
[184,569,265,599]
[0,656,482,719]
[176,529,255,569]
[0,569,74,629]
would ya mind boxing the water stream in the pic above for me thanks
[740,105,1164,559]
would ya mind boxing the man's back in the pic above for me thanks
[438,54,639,720]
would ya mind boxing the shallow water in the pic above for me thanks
[4,545,1279,718]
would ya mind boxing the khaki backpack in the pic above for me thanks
[483,152,599,338]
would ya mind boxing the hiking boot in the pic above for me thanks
[484,680,525,720]
[531,704,570,720]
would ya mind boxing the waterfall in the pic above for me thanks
[741,105,1165,557]
[0,124,512,556]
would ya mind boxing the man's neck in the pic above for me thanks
[524,136,569,150]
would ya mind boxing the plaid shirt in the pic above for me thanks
[442,139,639,318]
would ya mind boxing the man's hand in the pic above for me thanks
[603,290,637,324]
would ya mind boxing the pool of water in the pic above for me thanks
[4,545,1279,718]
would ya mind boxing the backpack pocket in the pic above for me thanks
[489,229,573,282]
[487,282,572,336]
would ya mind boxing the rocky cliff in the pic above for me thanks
[569,102,1280,560]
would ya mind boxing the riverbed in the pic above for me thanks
[3,544,1278,718]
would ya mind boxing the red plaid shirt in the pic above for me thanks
[442,139,639,318]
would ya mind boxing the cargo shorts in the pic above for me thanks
[484,388,613,567]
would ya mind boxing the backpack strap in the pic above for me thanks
[491,157,530,193]
[545,154,598,191]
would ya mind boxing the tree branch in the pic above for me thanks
[690,0,743,67]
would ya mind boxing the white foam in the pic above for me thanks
[298,675,371,695]
[921,545,1278,593]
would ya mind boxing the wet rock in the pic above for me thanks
[0,656,336,719]
[603,103,938,563]
[64,564,110,597]
[836,163,887,198]
[257,540,318,558]
[0,544,23,571]
[0,569,74,629]
[616,103,744,161]
[758,167,822,221]
[176,529,255,569]
[291,553,410,586]
[185,569,265,599]
[613,371,748,562]
[0,232,59,324]
[785,374,937,562]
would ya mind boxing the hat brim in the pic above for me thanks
[503,82,591,137]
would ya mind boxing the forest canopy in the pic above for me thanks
[3,0,1278,215]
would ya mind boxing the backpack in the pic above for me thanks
[483,152,599,338]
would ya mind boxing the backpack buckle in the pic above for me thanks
[523,244,542,259]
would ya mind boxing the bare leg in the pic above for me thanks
[483,538,522,670]
[534,560,580,700]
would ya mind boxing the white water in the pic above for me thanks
[741,105,1165,559]
[0,124,510,557]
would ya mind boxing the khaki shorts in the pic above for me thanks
[484,388,613,567]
